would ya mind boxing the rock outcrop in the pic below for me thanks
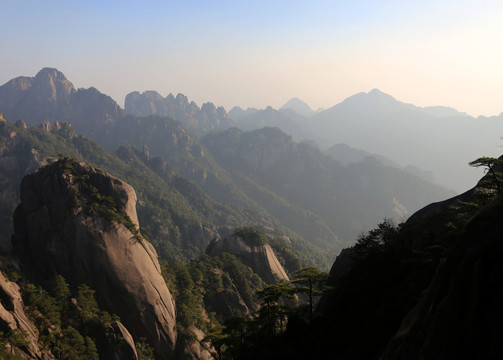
[206,234,289,283]
[380,192,503,359]
[0,68,123,131]
[125,90,234,136]
[175,326,214,360]
[0,271,52,359]
[12,158,177,359]
[0,119,47,250]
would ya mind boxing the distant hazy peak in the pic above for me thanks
[228,106,259,120]
[420,105,470,118]
[280,97,315,117]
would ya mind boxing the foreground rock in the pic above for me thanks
[12,158,177,359]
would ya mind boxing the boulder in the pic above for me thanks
[12,159,177,359]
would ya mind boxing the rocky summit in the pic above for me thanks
[11,158,177,359]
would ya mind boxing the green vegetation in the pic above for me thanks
[291,267,329,320]
[0,329,30,359]
[235,227,268,246]
[136,338,155,360]
[162,252,266,336]
[19,275,115,359]
[469,156,503,202]
[46,157,144,242]
[202,266,329,359]
[268,238,303,277]
[352,219,402,256]
[0,119,330,267]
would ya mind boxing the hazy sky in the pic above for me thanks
[2,0,502,116]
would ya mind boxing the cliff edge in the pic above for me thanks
[11,158,177,359]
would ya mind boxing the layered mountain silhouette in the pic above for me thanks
[229,90,502,192]
[309,89,502,191]
[201,126,453,246]
[0,68,455,265]
[279,97,316,117]
[231,106,312,140]
[240,160,503,359]
[125,90,234,136]
[0,67,500,359]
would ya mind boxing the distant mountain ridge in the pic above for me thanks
[125,90,234,136]
[309,88,503,191]
[232,106,313,140]
[201,126,454,246]
[0,68,465,261]
[0,70,335,270]
[280,97,315,117]
[0,68,123,131]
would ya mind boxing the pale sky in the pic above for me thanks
[1,0,503,116]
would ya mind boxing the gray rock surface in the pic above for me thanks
[0,271,52,359]
[125,90,234,136]
[12,160,177,359]
[206,234,289,283]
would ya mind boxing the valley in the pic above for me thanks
[0,68,500,359]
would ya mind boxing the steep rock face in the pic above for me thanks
[125,90,234,136]
[0,271,52,359]
[381,193,503,359]
[308,172,503,359]
[12,159,177,359]
[0,68,75,125]
[175,326,213,360]
[0,68,123,130]
[110,321,139,360]
[206,234,289,283]
[0,120,47,249]
[203,268,252,319]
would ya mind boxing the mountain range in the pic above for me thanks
[0,67,500,359]
[229,89,502,192]
[0,68,455,262]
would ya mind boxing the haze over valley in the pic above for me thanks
[1,1,502,359]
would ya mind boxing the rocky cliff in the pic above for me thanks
[0,118,47,250]
[302,172,503,359]
[0,270,51,358]
[381,193,503,358]
[11,158,177,359]
[206,232,289,284]
[125,91,234,136]
[0,68,123,130]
